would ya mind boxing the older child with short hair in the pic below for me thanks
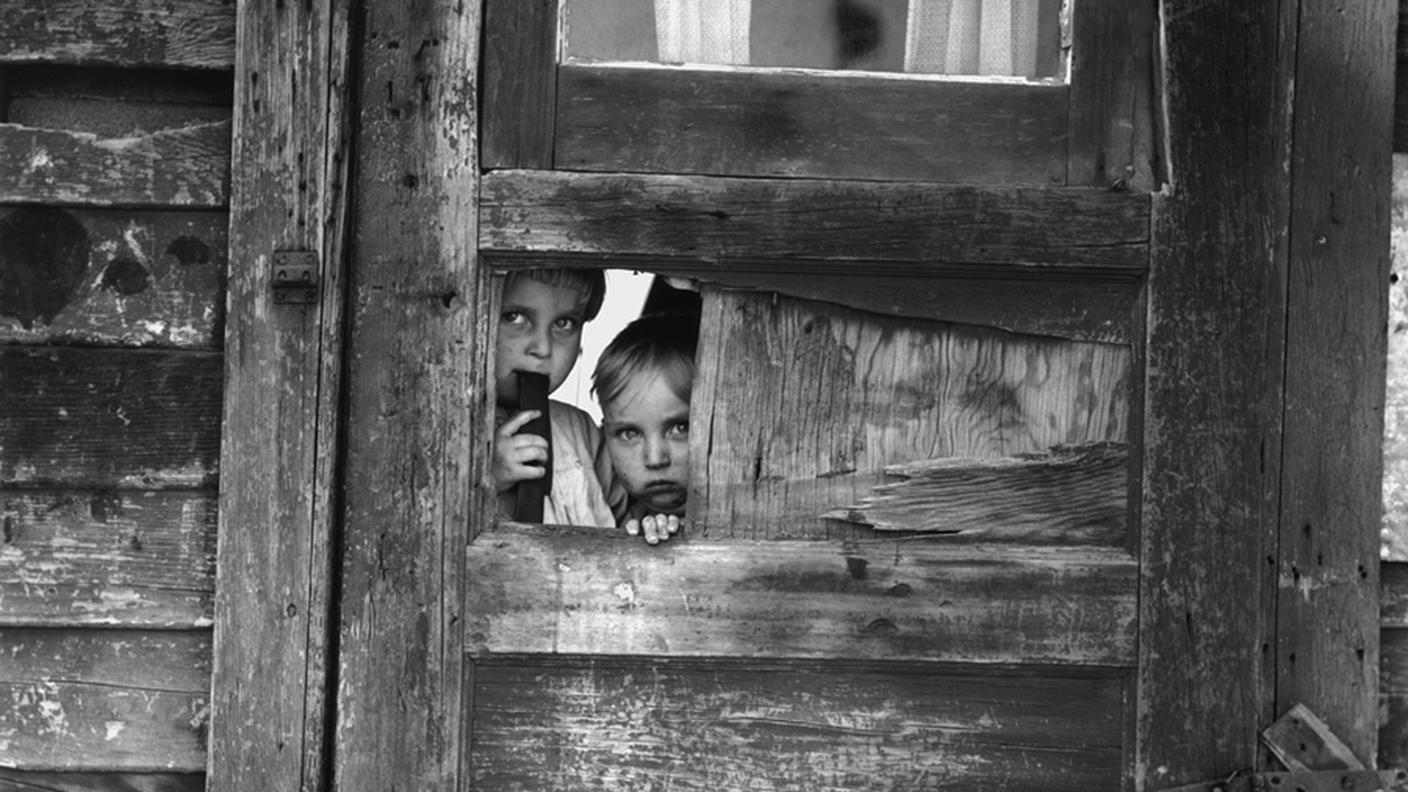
[493,268,616,527]
[592,313,698,544]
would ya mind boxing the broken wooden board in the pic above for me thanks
[1261,702,1366,771]
[1158,769,1408,792]
[0,0,235,69]
[467,524,1137,665]
[824,442,1128,544]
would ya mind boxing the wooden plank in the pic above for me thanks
[0,121,229,208]
[1396,0,1408,152]
[0,490,215,628]
[467,526,1137,665]
[1380,627,1408,767]
[3,64,232,138]
[1274,0,1394,761]
[0,0,235,70]
[481,169,1150,270]
[0,628,208,771]
[0,207,226,349]
[206,0,352,789]
[1262,702,1366,771]
[1383,563,1408,626]
[664,270,1141,345]
[1066,0,1156,190]
[824,442,1128,545]
[331,3,482,792]
[480,0,556,169]
[555,64,1068,184]
[1138,2,1288,787]
[0,770,203,792]
[0,347,221,489]
[1383,154,1408,560]
[471,660,1128,792]
[694,289,1130,539]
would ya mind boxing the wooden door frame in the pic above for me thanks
[210,2,1394,790]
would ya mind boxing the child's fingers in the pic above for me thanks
[624,519,642,537]
[496,409,542,438]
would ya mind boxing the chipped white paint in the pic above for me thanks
[104,720,126,741]
[26,148,53,171]
[613,581,637,607]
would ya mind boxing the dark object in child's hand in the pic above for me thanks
[514,370,552,522]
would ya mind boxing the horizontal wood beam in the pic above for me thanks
[0,122,230,208]
[0,628,208,771]
[481,169,1149,272]
[0,489,215,628]
[468,526,1137,665]
[0,347,222,489]
[0,0,235,70]
[0,770,204,792]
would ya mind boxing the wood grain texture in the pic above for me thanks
[0,208,226,348]
[207,0,352,789]
[467,525,1137,665]
[1262,702,1366,771]
[1273,0,1394,759]
[481,169,1149,271]
[1396,0,1408,152]
[1138,3,1288,786]
[1381,627,1408,767]
[332,3,482,791]
[471,660,1128,792]
[0,628,208,771]
[0,122,229,208]
[0,490,215,628]
[555,64,1068,184]
[0,770,202,792]
[824,442,1128,545]
[1066,0,1157,190]
[694,289,1130,538]
[480,0,556,169]
[0,347,221,489]
[0,0,235,69]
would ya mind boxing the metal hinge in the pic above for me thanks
[271,250,319,304]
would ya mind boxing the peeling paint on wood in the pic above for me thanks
[0,0,235,70]
[0,207,226,348]
[0,121,230,208]
[467,525,1137,665]
[0,490,215,628]
[825,442,1128,544]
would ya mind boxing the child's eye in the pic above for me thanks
[500,310,527,326]
[666,422,689,439]
[614,427,641,442]
[551,316,580,333]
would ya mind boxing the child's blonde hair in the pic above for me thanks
[592,313,698,407]
[504,268,607,320]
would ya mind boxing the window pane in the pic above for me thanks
[562,0,1066,79]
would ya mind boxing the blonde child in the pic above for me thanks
[591,313,698,544]
[493,268,616,527]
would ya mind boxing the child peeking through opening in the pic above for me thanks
[592,313,698,545]
[492,268,616,528]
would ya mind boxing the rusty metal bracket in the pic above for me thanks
[271,250,319,304]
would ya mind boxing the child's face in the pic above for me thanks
[495,277,588,405]
[601,371,690,515]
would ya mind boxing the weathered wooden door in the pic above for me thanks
[317,2,1391,792]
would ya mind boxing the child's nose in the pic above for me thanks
[525,326,552,357]
[644,437,670,469]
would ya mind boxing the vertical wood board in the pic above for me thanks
[1066,0,1157,190]
[694,289,1130,538]
[1274,0,1394,758]
[1,490,215,628]
[480,0,556,169]
[0,207,226,349]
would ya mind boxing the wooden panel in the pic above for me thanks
[0,628,208,771]
[331,3,482,792]
[0,0,235,69]
[471,660,1128,792]
[1067,0,1157,190]
[555,65,1068,184]
[0,121,229,208]
[480,0,556,169]
[0,770,203,792]
[4,64,233,137]
[1381,627,1408,767]
[824,442,1128,544]
[481,170,1150,270]
[207,0,352,789]
[1396,0,1408,152]
[0,207,226,349]
[467,526,1137,665]
[1138,2,1288,786]
[1274,0,1394,758]
[0,490,215,628]
[694,289,1130,538]
[0,348,221,488]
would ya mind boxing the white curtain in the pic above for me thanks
[905,0,1041,77]
[654,0,751,65]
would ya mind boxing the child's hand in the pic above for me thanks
[625,514,681,546]
[493,409,548,493]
